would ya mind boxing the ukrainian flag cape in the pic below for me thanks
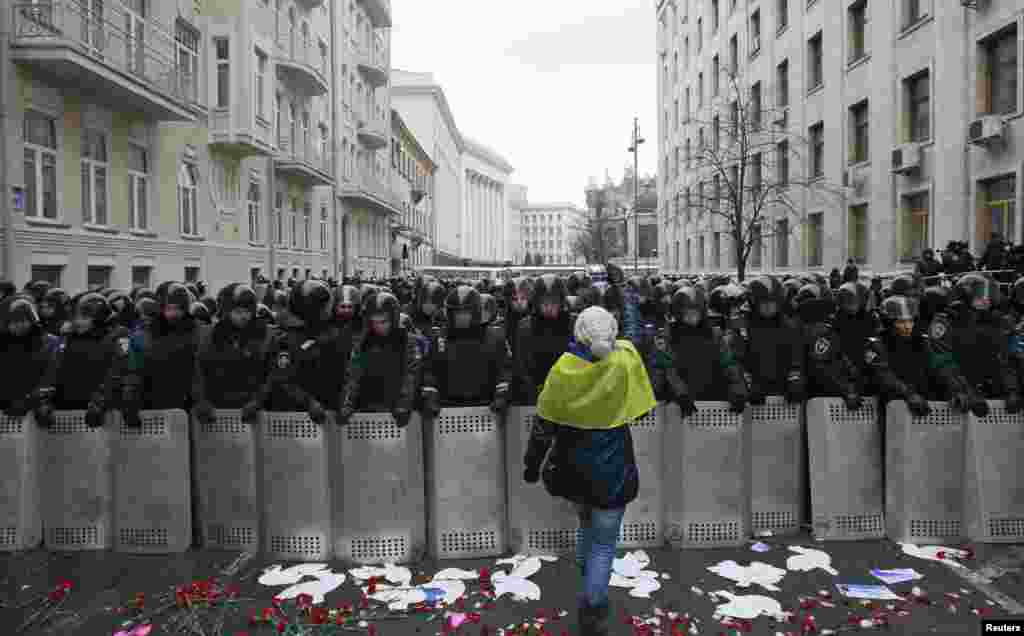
[537,339,657,430]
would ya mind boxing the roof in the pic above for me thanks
[462,136,514,174]
[390,69,465,152]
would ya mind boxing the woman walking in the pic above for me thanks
[523,305,657,636]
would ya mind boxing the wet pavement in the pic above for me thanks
[2,534,1023,635]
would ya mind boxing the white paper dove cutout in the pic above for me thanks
[348,564,412,584]
[276,571,346,605]
[609,553,663,598]
[507,556,542,579]
[786,546,839,575]
[258,563,330,586]
[492,575,542,601]
[496,553,558,566]
[432,567,481,582]
[899,543,968,568]
[711,591,785,620]
[627,577,662,598]
[708,560,788,592]
[368,579,465,610]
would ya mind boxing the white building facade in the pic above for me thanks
[657,0,1024,274]
[520,203,581,265]
[461,138,513,264]
[508,184,528,265]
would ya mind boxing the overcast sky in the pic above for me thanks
[389,0,658,209]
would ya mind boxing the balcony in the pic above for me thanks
[275,19,329,96]
[209,110,274,157]
[340,169,401,213]
[276,134,333,186]
[356,39,388,88]
[294,0,325,8]
[358,0,392,28]
[10,1,197,121]
[356,115,389,150]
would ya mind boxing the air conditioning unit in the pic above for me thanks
[891,143,921,175]
[967,115,1005,147]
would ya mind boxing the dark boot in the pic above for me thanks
[578,599,611,636]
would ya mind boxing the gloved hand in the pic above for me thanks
[785,374,807,404]
[392,408,411,429]
[307,400,327,425]
[194,400,216,425]
[523,466,540,484]
[969,396,990,418]
[336,406,354,427]
[676,393,697,417]
[421,388,441,419]
[728,391,747,414]
[85,400,105,429]
[490,388,509,415]
[906,393,932,417]
[950,391,971,414]
[34,402,55,428]
[122,407,141,429]
[843,392,863,411]
[747,384,766,406]
[240,400,262,424]
[1006,392,1022,415]
[4,398,30,419]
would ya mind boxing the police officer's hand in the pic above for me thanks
[194,401,216,425]
[950,392,971,414]
[421,388,441,419]
[307,400,327,425]
[747,385,766,406]
[843,392,863,411]
[392,408,412,429]
[34,402,55,428]
[85,401,105,429]
[728,391,747,414]
[336,406,354,427]
[675,393,697,417]
[785,373,807,404]
[906,393,932,417]
[523,466,541,484]
[1006,393,1023,415]
[4,399,30,419]
[490,389,509,415]
[240,400,262,424]
[969,396,990,418]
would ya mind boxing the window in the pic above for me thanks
[751,82,762,129]
[128,144,148,230]
[81,129,108,225]
[255,49,267,120]
[979,24,1019,116]
[713,115,721,150]
[303,202,312,249]
[274,192,284,245]
[697,18,702,52]
[903,0,922,30]
[686,238,692,268]
[698,127,705,151]
[712,56,720,96]
[673,51,679,85]
[131,266,151,289]
[185,266,200,284]
[248,180,261,242]
[713,232,722,268]
[729,100,739,135]
[750,153,763,197]
[848,204,868,264]
[87,266,111,291]
[751,223,763,268]
[729,34,738,75]
[674,98,679,129]
[848,0,867,63]
[899,191,929,261]
[698,72,704,107]
[977,174,1016,247]
[685,139,691,166]
[711,0,719,33]
[23,110,58,220]
[750,10,761,55]
[713,175,722,212]
[674,147,680,178]
[849,100,869,163]
[808,32,823,90]
[179,162,198,235]
[290,198,298,247]
[698,235,706,267]
[685,87,691,121]
[806,212,823,267]
[777,140,790,186]
[320,205,329,251]
[215,38,229,108]
[31,265,62,287]
[777,0,788,32]
[905,71,930,142]
[776,218,789,267]
[809,122,824,178]
[175,21,199,102]
[776,59,789,107]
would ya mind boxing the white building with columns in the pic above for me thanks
[461,138,514,264]
[508,184,529,265]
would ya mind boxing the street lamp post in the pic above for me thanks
[627,117,645,274]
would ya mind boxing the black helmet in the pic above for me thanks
[671,285,707,323]
[1013,277,1024,308]
[881,295,919,322]
[920,285,950,324]
[288,279,333,325]
[418,281,447,313]
[480,293,498,326]
[161,282,195,313]
[626,275,653,302]
[189,301,212,324]
[0,294,41,329]
[445,285,483,329]
[886,274,918,299]
[333,284,362,314]
[23,280,51,304]
[217,283,258,320]
[709,283,746,317]
[530,274,567,314]
[363,291,401,330]
[956,273,1000,310]
[597,282,624,315]
[256,303,273,322]
[836,281,872,315]
[71,291,111,326]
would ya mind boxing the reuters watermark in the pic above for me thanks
[983,620,1024,633]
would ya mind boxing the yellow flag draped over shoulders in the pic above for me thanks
[537,339,657,430]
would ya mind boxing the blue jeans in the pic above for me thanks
[575,503,626,608]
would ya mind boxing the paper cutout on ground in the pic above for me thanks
[491,574,541,601]
[708,560,787,592]
[276,572,347,605]
[258,563,330,586]
[346,563,413,586]
[899,543,969,568]
[609,552,662,598]
[496,554,558,566]
[432,568,482,581]
[870,568,924,585]
[786,546,839,575]
[710,591,785,620]
[612,551,652,578]
[506,556,542,579]
[369,580,465,611]
[835,583,904,600]
[751,542,771,552]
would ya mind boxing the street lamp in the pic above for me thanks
[627,117,645,274]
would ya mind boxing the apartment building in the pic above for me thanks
[390,107,435,275]
[461,136,513,265]
[1,0,345,291]
[656,0,1024,274]
[520,202,581,266]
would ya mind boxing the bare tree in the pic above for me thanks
[675,71,845,281]
[570,188,626,264]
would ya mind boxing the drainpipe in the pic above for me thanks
[329,0,340,279]
[962,4,972,251]
[0,6,14,280]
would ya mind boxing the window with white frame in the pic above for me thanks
[23,110,58,220]
[81,129,108,225]
[303,202,311,249]
[175,20,199,102]
[320,205,328,250]
[290,198,298,247]
[248,180,261,243]
[274,191,284,245]
[128,143,149,230]
[179,161,198,235]
[255,48,267,120]
[215,37,229,108]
